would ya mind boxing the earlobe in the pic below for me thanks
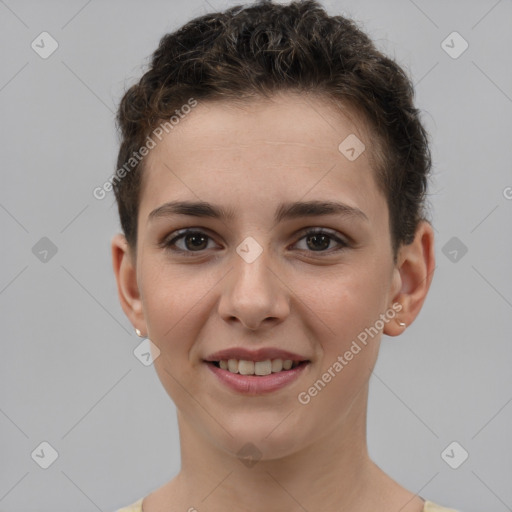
[384,221,436,337]
[111,233,145,332]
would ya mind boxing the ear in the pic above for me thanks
[111,233,146,335]
[383,220,435,337]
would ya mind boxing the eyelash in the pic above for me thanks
[160,228,349,257]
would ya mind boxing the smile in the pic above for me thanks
[204,359,311,394]
[214,358,304,375]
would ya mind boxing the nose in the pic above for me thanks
[217,247,290,332]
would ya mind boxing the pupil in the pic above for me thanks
[307,234,329,251]
[186,233,207,250]
[185,233,330,251]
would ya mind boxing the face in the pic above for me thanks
[121,93,406,460]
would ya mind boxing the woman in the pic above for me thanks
[111,1,458,510]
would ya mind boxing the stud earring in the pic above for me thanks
[395,319,406,328]
[135,328,143,337]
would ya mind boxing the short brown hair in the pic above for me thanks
[114,0,432,259]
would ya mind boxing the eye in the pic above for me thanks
[161,229,218,254]
[293,228,348,254]
[160,227,348,256]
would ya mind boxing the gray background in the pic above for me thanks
[1,0,511,511]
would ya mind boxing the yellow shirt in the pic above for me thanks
[114,498,460,511]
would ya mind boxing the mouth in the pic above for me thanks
[205,358,310,376]
[204,358,311,394]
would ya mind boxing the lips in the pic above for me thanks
[205,358,310,394]
[204,347,310,363]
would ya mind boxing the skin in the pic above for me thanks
[112,92,435,512]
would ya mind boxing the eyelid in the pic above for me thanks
[158,228,220,253]
[292,227,348,252]
[159,226,349,255]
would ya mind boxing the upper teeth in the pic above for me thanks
[218,359,297,375]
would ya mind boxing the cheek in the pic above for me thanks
[299,270,385,415]
[303,263,388,341]
[140,272,207,407]
[140,266,205,347]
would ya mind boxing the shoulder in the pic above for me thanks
[113,497,144,512]
[423,500,461,512]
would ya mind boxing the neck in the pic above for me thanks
[169,385,404,512]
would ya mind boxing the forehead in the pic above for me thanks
[139,93,386,224]
[148,93,369,161]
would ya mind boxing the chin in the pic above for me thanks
[214,418,311,462]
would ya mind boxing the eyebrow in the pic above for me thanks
[148,200,368,224]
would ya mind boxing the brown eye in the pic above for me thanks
[163,229,217,254]
[294,229,348,254]
[160,227,348,257]
[305,232,331,251]
[182,232,209,251]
